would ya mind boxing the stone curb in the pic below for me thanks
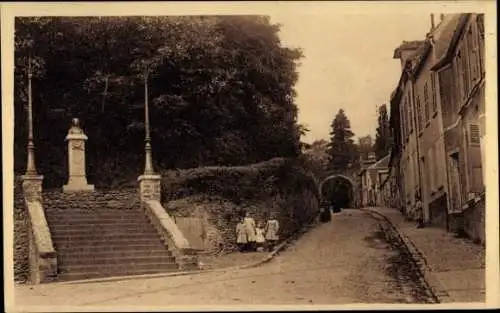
[362,208,449,304]
[53,218,319,286]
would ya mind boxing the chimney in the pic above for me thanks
[430,14,435,29]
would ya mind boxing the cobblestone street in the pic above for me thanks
[14,209,433,308]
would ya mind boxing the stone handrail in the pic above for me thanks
[143,200,199,270]
[25,199,58,284]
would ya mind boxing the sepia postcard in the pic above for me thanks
[2,1,498,312]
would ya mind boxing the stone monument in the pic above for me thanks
[63,118,94,193]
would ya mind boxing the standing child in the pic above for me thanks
[255,222,266,252]
[265,214,280,252]
[243,211,257,251]
[236,218,247,252]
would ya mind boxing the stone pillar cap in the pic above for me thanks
[65,133,88,141]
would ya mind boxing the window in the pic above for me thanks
[423,82,430,123]
[477,15,485,75]
[428,148,435,192]
[433,142,440,189]
[416,96,422,131]
[407,96,413,132]
[469,27,479,83]
[461,46,470,99]
[469,123,481,146]
[431,72,437,113]
[401,102,406,139]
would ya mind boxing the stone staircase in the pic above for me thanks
[43,189,180,281]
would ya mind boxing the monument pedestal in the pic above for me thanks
[138,174,161,202]
[63,180,95,193]
[63,119,94,193]
[21,174,44,202]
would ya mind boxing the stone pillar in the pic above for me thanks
[63,118,94,193]
[21,174,44,202]
[138,174,162,202]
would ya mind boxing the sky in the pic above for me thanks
[270,13,432,144]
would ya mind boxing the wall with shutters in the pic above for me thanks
[438,65,456,128]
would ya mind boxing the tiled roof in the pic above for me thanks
[367,154,390,170]
[393,40,426,58]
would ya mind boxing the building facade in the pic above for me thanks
[388,13,486,244]
[359,153,389,207]
[392,41,424,219]
[431,13,485,243]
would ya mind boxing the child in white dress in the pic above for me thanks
[236,219,247,252]
[265,215,279,251]
[255,222,266,251]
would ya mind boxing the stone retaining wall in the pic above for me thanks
[462,196,485,245]
[162,159,320,254]
[14,178,29,283]
[43,188,140,211]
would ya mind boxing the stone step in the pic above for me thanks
[46,215,148,223]
[55,243,168,253]
[52,232,162,242]
[57,266,179,281]
[60,248,172,259]
[47,218,150,227]
[58,254,176,266]
[49,221,153,230]
[45,210,145,217]
[59,262,178,275]
[52,237,165,247]
[50,227,159,236]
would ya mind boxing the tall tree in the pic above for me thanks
[14,16,305,187]
[327,109,356,171]
[374,104,392,160]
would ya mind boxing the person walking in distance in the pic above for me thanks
[243,211,257,251]
[265,214,280,251]
[235,218,247,252]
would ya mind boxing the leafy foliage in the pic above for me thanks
[160,157,320,252]
[374,104,392,160]
[14,16,304,188]
[301,139,330,177]
[327,109,357,171]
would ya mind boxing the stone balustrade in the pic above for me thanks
[143,200,199,270]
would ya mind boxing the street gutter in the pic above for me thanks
[363,208,449,304]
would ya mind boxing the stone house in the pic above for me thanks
[380,151,402,209]
[410,14,464,229]
[392,40,424,218]
[359,153,389,207]
[389,13,486,244]
[431,13,485,243]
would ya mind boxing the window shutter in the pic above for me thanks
[428,148,435,192]
[424,83,429,123]
[469,123,481,146]
[407,97,413,132]
[431,72,437,113]
[416,96,422,131]
[467,144,483,193]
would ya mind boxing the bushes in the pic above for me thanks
[161,157,320,253]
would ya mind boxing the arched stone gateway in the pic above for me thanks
[319,174,359,209]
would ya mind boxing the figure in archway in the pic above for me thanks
[320,175,355,211]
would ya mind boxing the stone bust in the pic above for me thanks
[68,118,84,135]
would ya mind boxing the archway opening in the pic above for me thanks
[320,175,354,209]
